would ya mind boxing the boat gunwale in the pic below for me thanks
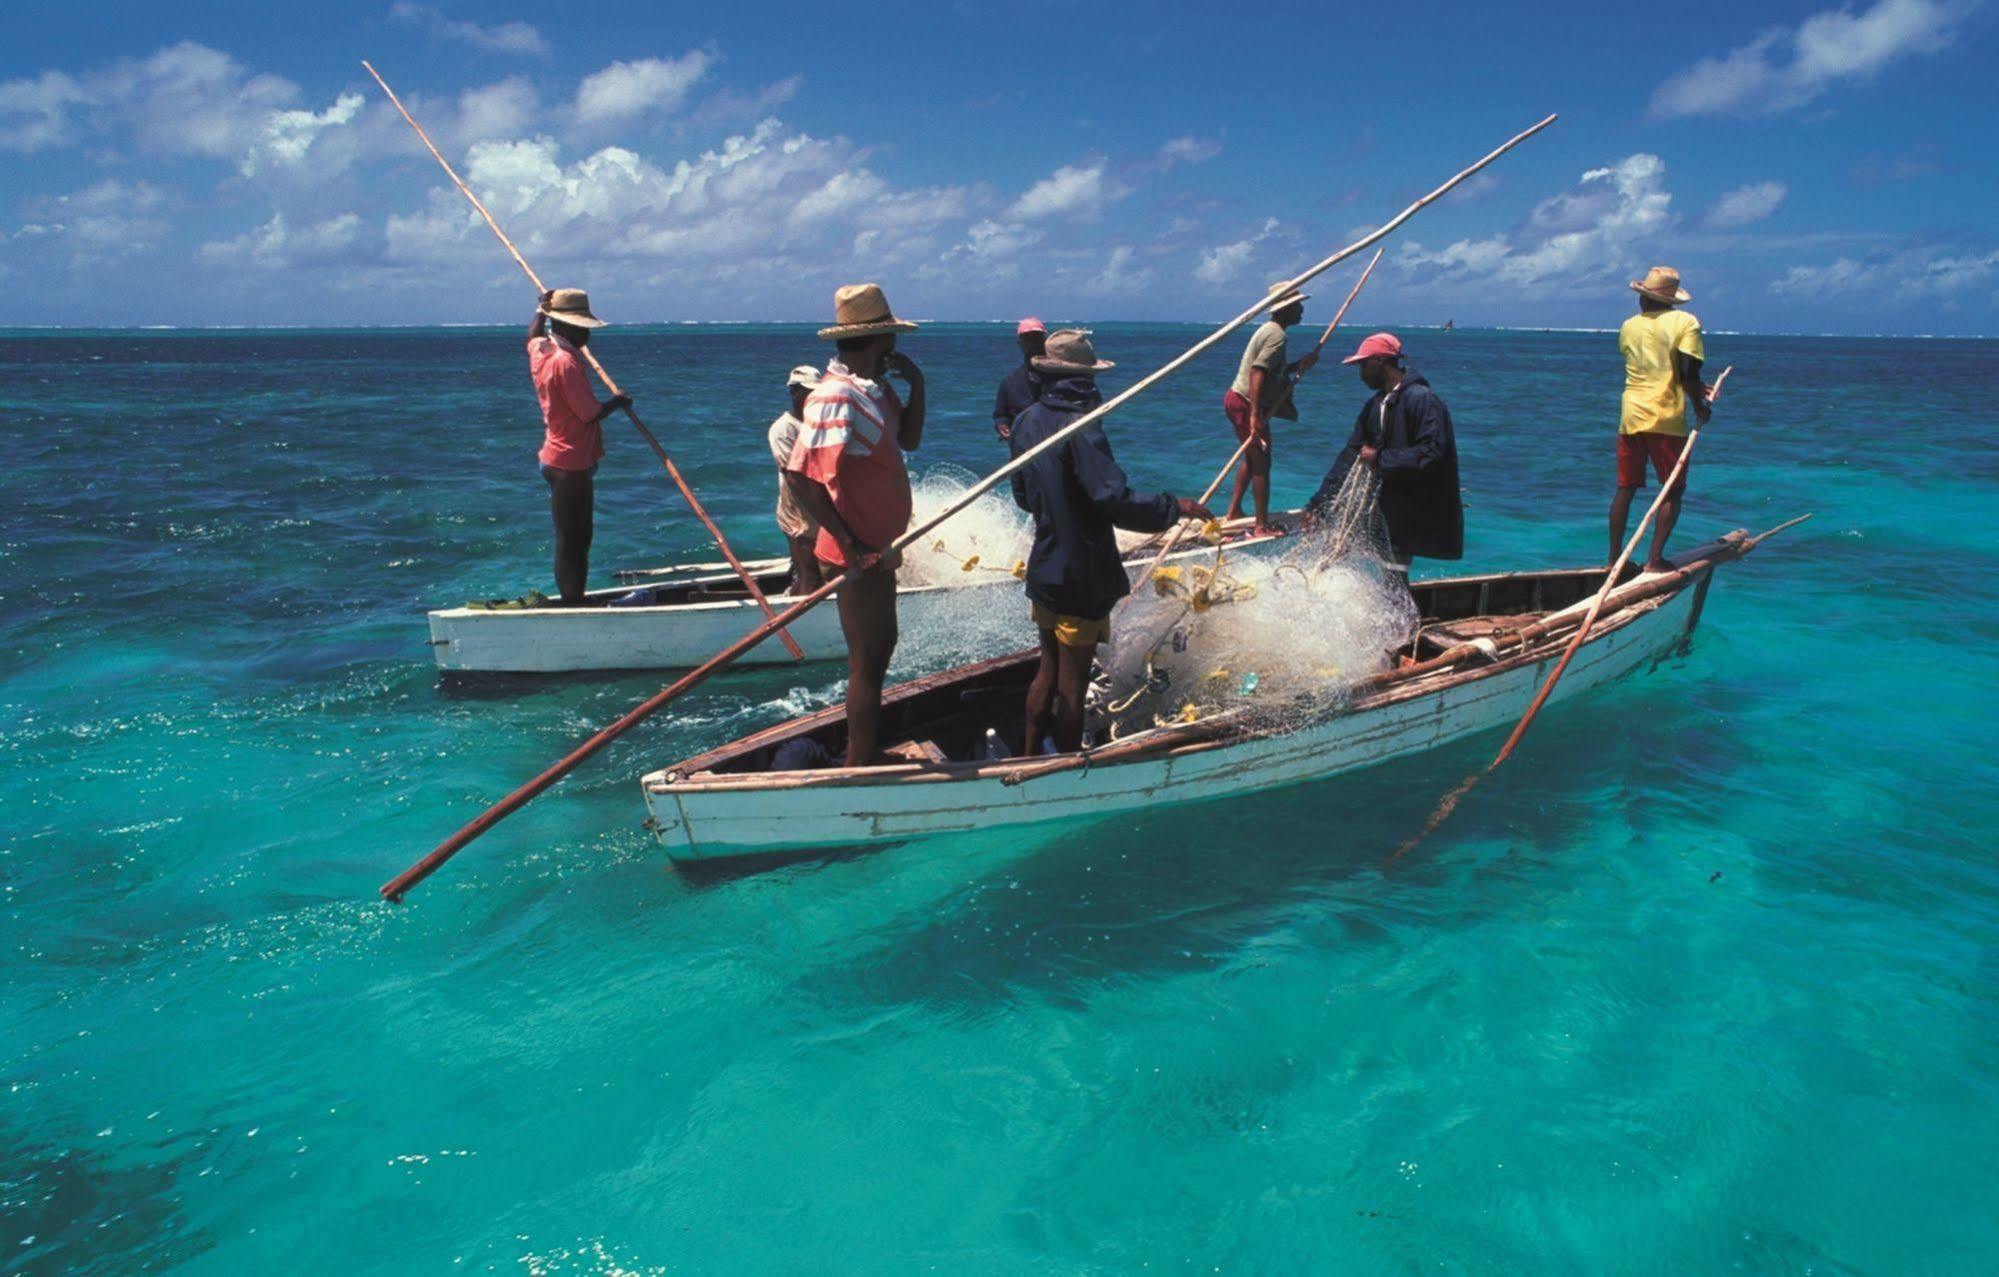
[643,547,1726,796]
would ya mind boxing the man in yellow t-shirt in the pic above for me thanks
[1612,265,1713,572]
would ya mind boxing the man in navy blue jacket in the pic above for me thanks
[991,317,1046,440]
[1306,332,1464,566]
[1010,330,1211,754]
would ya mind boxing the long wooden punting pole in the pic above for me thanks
[1386,368,1735,860]
[361,61,805,662]
[1119,245,1388,608]
[378,112,1561,901]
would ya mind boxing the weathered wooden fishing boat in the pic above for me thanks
[640,529,1781,862]
[427,513,1299,674]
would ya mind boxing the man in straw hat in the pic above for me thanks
[992,317,1047,441]
[527,288,631,606]
[1307,331,1463,568]
[783,283,927,766]
[768,364,825,595]
[1222,283,1319,535]
[1614,265,1713,573]
[1009,329,1211,755]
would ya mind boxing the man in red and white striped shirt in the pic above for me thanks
[783,284,926,765]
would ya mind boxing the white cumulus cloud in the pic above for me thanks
[1650,0,1967,118]
[1705,180,1788,228]
[1008,159,1129,221]
[198,211,363,269]
[1195,217,1280,286]
[574,52,712,125]
[1400,153,1675,297]
[390,4,549,57]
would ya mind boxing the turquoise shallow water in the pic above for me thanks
[3,323,1997,1273]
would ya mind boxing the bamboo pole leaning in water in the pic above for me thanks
[378,112,1562,902]
[1119,245,1389,610]
[1386,366,1734,861]
[361,61,806,661]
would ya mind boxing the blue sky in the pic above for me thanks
[3,0,1994,333]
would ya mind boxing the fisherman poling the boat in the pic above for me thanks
[1010,329,1211,755]
[1614,266,1713,573]
[528,288,631,606]
[783,283,927,765]
[1222,284,1318,536]
[767,364,826,596]
[992,317,1046,441]
[1306,332,1464,570]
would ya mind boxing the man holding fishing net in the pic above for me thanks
[783,284,927,766]
[1304,332,1463,570]
[1010,330,1211,755]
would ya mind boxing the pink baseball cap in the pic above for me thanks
[1016,316,1046,336]
[1341,331,1402,365]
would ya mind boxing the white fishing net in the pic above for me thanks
[1091,466,1417,739]
[898,467,1033,589]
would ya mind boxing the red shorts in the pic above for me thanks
[1617,431,1689,496]
[1223,389,1255,442]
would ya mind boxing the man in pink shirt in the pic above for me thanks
[527,288,629,605]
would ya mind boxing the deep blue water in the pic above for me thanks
[3,323,1996,1273]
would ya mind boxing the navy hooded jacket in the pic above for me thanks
[1308,367,1464,560]
[1009,375,1179,619]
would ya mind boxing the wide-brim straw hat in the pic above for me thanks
[541,287,606,328]
[1265,281,1310,313]
[817,282,920,340]
[1630,265,1691,305]
[1031,328,1114,374]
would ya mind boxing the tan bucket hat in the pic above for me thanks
[1265,281,1310,313]
[817,282,920,340]
[541,287,606,328]
[1031,328,1114,375]
[1630,266,1691,305]
[786,363,822,389]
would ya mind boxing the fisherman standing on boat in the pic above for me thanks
[528,288,631,606]
[768,364,825,595]
[992,317,1046,440]
[1223,284,1317,535]
[783,284,926,766]
[1306,332,1463,569]
[1011,330,1210,754]
[1614,266,1712,572]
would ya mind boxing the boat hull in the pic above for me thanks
[428,523,1293,674]
[640,564,1710,861]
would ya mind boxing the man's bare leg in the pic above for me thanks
[1608,485,1638,567]
[1051,639,1098,753]
[1248,445,1281,534]
[787,535,823,595]
[1645,493,1682,573]
[1023,627,1061,755]
[1225,459,1251,522]
[831,561,898,765]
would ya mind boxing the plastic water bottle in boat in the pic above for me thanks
[980,728,1008,761]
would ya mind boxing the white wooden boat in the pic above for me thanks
[427,513,1299,675]
[639,530,1777,863]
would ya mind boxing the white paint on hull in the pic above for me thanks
[640,582,1702,861]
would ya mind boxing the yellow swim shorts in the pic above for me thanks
[1031,602,1110,647]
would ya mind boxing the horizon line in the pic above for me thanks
[1,321,1993,341]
